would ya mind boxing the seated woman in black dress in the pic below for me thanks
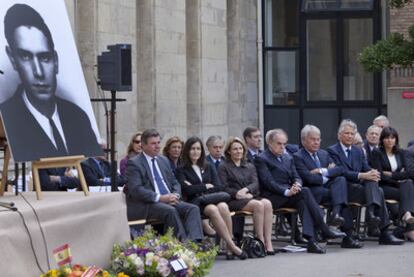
[371,126,414,240]
[176,136,247,260]
[218,137,274,255]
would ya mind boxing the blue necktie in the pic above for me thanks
[346,149,352,161]
[151,158,169,195]
[214,159,220,168]
[312,153,321,168]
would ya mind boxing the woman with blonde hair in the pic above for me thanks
[218,137,275,255]
[162,136,184,174]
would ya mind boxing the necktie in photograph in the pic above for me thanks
[215,160,220,168]
[48,117,67,154]
[151,158,169,195]
[346,149,352,161]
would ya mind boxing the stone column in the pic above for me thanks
[227,0,258,137]
[186,0,229,140]
[137,0,187,141]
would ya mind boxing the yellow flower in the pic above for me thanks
[117,273,130,277]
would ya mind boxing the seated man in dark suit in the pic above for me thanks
[364,125,381,167]
[39,167,80,191]
[255,128,345,254]
[205,135,225,169]
[81,155,125,187]
[327,119,403,245]
[243,126,263,162]
[294,125,362,248]
[124,129,203,241]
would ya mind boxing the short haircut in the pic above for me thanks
[181,136,206,169]
[265,129,287,145]
[4,4,54,50]
[205,135,224,149]
[141,129,160,145]
[224,137,247,161]
[373,115,389,126]
[300,124,320,143]
[366,125,381,135]
[243,126,260,141]
[379,126,400,153]
[162,136,184,158]
[338,119,357,135]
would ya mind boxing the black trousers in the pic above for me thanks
[265,187,327,239]
[348,181,390,229]
[381,179,414,218]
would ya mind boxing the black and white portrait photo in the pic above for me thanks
[0,0,102,162]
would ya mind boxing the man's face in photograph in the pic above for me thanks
[7,25,58,107]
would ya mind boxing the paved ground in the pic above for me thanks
[208,240,414,277]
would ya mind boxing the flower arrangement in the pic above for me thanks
[110,228,218,277]
[40,264,113,277]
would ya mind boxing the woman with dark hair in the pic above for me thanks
[120,132,142,176]
[176,136,247,260]
[372,126,414,240]
[218,137,275,254]
[162,136,184,174]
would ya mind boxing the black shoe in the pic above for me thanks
[294,235,308,245]
[307,241,326,254]
[341,236,364,249]
[266,250,276,256]
[367,226,381,237]
[225,253,234,260]
[234,250,248,260]
[366,211,381,227]
[329,213,345,227]
[379,232,405,245]
[315,230,326,243]
[323,227,346,240]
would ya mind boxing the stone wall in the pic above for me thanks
[387,1,414,146]
[67,0,258,157]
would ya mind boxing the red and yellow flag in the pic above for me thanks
[53,243,72,266]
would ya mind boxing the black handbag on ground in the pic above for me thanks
[240,234,266,258]
[192,191,231,206]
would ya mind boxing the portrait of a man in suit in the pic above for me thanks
[0,3,101,162]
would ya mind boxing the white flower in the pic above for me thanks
[129,253,144,268]
[145,252,155,266]
[156,258,171,277]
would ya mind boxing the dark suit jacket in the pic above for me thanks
[327,143,370,183]
[39,167,80,191]
[81,158,125,187]
[285,144,300,157]
[363,140,376,166]
[246,149,262,163]
[125,153,182,220]
[406,146,414,175]
[371,148,412,186]
[176,163,222,202]
[293,148,343,187]
[0,85,101,162]
[254,149,302,197]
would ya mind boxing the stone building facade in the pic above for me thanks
[388,1,414,147]
[65,0,258,158]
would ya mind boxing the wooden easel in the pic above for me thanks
[32,155,89,200]
[0,119,11,196]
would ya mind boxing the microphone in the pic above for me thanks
[0,201,17,211]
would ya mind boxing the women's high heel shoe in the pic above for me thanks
[234,250,248,260]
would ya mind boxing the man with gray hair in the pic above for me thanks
[373,115,390,129]
[255,129,346,254]
[328,119,404,245]
[206,135,225,169]
[364,125,382,166]
[294,125,362,248]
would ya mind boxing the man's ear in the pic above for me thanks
[6,46,17,70]
[54,50,58,74]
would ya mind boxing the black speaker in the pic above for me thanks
[97,44,132,91]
